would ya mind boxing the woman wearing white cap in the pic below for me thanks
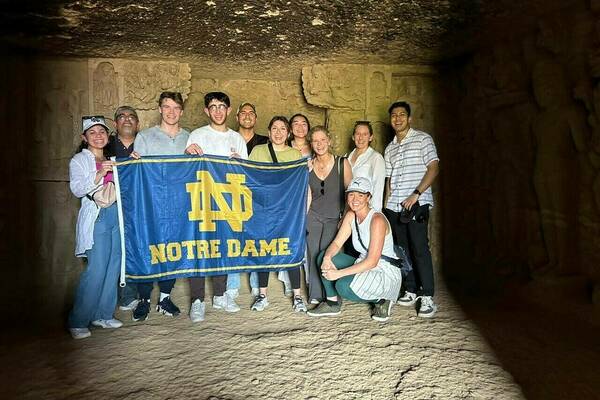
[67,115,123,339]
[307,176,402,321]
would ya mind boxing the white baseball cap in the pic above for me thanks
[346,176,372,194]
[82,115,110,133]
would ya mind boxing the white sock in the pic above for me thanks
[159,292,169,301]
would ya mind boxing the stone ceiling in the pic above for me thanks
[0,0,568,66]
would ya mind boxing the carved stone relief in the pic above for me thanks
[442,3,600,299]
[302,64,366,110]
[88,59,191,130]
[31,60,88,181]
[92,61,118,118]
[180,77,325,134]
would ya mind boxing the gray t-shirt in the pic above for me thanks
[134,125,190,156]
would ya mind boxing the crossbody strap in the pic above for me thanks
[338,156,345,213]
[354,213,398,264]
[267,142,278,163]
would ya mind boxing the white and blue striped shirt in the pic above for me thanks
[384,128,439,211]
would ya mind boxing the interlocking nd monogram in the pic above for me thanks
[186,170,253,232]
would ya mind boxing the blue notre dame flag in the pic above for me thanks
[114,155,308,282]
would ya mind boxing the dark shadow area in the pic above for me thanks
[437,43,600,398]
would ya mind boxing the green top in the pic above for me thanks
[249,144,302,163]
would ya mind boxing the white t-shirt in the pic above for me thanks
[187,125,248,159]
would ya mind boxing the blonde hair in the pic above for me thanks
[307,125,331,142]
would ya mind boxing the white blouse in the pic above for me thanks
[69,149,103,257]
[347,146,386,211]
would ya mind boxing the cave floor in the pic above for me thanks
[1,277,597,400]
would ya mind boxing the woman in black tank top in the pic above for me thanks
[305,126,352,303]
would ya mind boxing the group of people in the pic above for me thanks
[67,90,440,340]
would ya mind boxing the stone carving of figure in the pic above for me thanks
[93,61,117,115]
[33,71,79,179]
[532,59,589,275]
[482,45,545,274]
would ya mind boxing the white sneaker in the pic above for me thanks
[251,294,269,311]
[91,319,123,329]
[213,293,241,312]
[190,299,206,322]
[69,328,91,339]
[251,287,260,297]
[226,289,239,299]
[418,296,438,318]
[119,299,139,311]
[397,291,417,306]
[292,296,307,312]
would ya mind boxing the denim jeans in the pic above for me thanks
[249,272,259,289]
[226,273,241,292]
[68,204,121,328]
[317,250,368,303]
[118,282,138,306]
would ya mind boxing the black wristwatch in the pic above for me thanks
[413,189,421,196]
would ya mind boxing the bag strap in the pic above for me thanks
[268,143,278,163]
[354,214,368,252]
[338,156,345,214]
[354,213,399,265]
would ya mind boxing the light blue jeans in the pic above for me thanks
[226,273,241,292]
[249,272,259,289]
[68,204,121,328]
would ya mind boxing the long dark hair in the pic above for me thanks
[288,113,311,145]
[267,115,291,143]
[75,127,111,157]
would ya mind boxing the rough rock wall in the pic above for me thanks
[440,1,600,303]
[1,57,441,326]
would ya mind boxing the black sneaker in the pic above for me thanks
[156,296,181,317]
[132,299,150,322]
[372,299,393,322]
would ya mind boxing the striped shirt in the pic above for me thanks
[384,128,439,211]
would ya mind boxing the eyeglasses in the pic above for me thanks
[320,180,325,195]
[116,114,138,122]
[208,104,228,112]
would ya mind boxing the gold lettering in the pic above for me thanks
[241,239,259,257]
[227,239,240,257]
[210,240,221,257]
[187,171,253,232]
[259,239,278,256]
[181,240,196,259]
[196,240,210,258]
[166,242,182,262]
[149,243,166,264]
[278,238,291,255]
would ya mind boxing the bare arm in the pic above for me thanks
[384,177,391,209]
[401,160,439,210]
[343,158,353,188]
[324,213,387,279]
[320,211,354,272]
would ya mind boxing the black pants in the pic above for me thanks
[189,275,227,302]
[383,206,435,296]
[138,279,176,300]
[258,267,301,290]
